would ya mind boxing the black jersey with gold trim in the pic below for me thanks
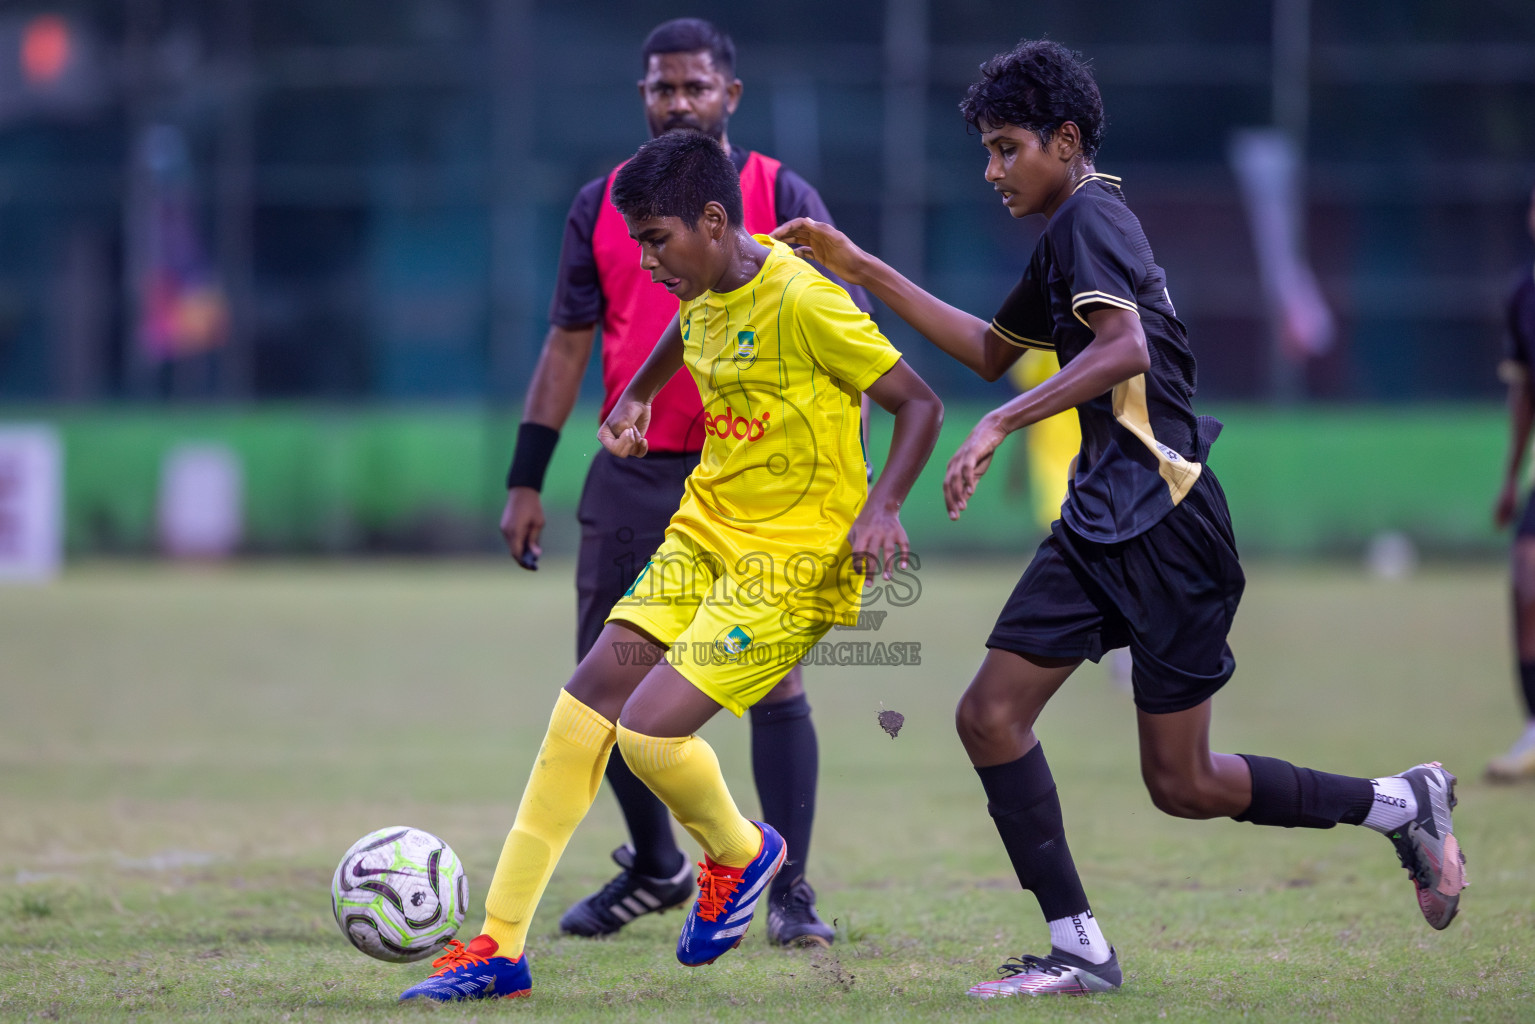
[992,173,1204,544]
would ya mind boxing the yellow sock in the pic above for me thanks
[615,724,761,868]
[480,690,615,957]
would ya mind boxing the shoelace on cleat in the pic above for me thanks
[427,940,491,977]
[997,955,1067,978]
[692,862,744,923]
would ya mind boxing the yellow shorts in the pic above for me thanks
[606,527,862,715]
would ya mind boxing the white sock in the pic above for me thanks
[1047,910,1111,963]
[1362,776,1416,834]
[1511,719,1535,755]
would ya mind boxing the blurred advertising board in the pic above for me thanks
[0,425,63,582]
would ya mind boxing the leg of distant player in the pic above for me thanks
[616,659,789,966]
[398,622,663,1002]
[1490,535,1535,780]
[751,665,835,945]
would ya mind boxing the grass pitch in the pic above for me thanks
[2,558,1532,1022]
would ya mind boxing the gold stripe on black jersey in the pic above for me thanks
[1110,374,1201,506]
[990,319,1055,350]
[1070,290,1139,329]
[1072,172,1123,194]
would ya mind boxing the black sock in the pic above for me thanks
[604,750,684,878]
[1231,754,1374,829]
[750,693,818,901]
[975,743,1092,922]
[1519,661,1535,718]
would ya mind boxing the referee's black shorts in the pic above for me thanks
[986,469,1246,715]
[574,448,699,660]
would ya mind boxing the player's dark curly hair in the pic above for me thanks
[611,130,744,229]
[642,17,735,76]
[959,39,1105,162]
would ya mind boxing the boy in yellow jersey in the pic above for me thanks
[401,130,942,1002]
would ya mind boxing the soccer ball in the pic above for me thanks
[330,826,467,963]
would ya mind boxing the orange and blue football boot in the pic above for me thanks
[398,935,531,1002]
[676,821,786,966]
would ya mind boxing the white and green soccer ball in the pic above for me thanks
[330,826,467,962]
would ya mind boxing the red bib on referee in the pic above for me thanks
[591,150,780,453]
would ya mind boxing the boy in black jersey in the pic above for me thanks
[777,39,1468,997]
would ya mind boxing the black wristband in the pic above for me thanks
[505,422,560,492]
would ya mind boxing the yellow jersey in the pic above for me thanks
[1008,349,1081,530]
[670,236,900,569]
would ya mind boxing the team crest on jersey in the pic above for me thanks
[682,317,691,342]
[716,624,755,659]
[733,330,757,368]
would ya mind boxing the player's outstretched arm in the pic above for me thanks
[502,323,596,569]
[852,359,943,582]
[945,306,1148,520]
[772,217,1021,381]
[598,313,685,459]
[1497,374,1535,527]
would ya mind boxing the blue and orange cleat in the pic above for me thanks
[676,821,786,967]
[398,934,531,1002]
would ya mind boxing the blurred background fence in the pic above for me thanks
[0,0,1532,559]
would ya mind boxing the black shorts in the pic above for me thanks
[574,449,699,660]
[1518,491,1535,538]
[986,469,1246,715]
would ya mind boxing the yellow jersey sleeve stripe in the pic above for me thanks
[990,320,1055,350]
[1070,291,1139,329]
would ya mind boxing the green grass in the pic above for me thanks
[1,559,1532,1022]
